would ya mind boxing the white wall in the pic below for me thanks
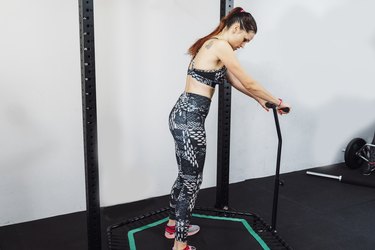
[0,1,85,226]
[94,0,222,207]
[232,0,375,177]
[1,0,374,226]
[96,0,375,208]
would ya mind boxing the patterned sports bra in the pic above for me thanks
[187,39,227,88]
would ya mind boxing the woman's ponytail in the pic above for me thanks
[187,7,257,57]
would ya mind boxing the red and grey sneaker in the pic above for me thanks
[165,224,200,239]
[172,245,197,250]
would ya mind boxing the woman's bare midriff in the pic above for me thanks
[184,76,215,99]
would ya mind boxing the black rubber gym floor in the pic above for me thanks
[0,162,374,250]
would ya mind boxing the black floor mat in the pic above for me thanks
[1,163,375,250]
[307,162,375,188]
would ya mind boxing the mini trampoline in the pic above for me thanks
[107,104,291,250]
[107,207,291,250]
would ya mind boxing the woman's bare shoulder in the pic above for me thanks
[201,38,231,52]
[212,39,232,50]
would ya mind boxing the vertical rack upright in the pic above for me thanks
[216,0,234,209]
[78,0,102,249]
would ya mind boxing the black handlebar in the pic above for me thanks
[265,102,290,113]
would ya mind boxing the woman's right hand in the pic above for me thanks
[277,102,291,115]
[257,99,291,115]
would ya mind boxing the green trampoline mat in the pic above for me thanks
[127,213,270,250]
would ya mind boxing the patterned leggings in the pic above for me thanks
[168,92,211,242]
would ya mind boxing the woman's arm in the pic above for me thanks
[226,70,270,111]
[226,70,259,100]
[214,40,280,105]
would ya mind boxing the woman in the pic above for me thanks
[166,7,291,250]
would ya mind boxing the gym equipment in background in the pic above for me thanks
[306,130,375,188]
[344,137,375,169]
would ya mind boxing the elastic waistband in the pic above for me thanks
[182,92,211,103]
[178,92,211,114]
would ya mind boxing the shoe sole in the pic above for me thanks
[164,228,200,239]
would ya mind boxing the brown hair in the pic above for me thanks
[187,7,257,57]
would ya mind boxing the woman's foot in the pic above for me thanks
[165,224,200,239]
[172,245,196,250]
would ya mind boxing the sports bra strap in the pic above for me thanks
[189,37,220,69]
